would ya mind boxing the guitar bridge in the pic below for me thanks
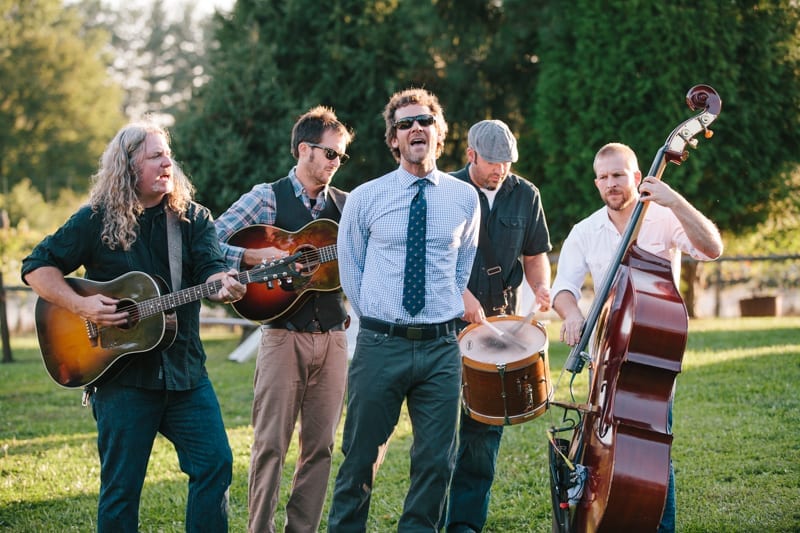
[85,320,99,347]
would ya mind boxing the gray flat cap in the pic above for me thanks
[467,119,518,163]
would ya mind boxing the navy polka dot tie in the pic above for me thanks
[403,179,427,316]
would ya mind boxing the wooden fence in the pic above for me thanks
[2,253,798,363]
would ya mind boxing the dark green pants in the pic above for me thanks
[328,328,461,532]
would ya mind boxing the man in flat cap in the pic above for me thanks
[444,119,553,532]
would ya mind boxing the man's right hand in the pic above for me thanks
[559,311,585,346]
[78,294,130,327]
[462,289,485,324]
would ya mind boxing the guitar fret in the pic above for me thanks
[135,280,225,320]
[319,244,337,263]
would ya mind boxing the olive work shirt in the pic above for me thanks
[21,201,228,390]
[451,165,552,315]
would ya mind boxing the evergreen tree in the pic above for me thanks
[0,0,125,204]
[527,1,800,241]
[76,0,214,123]
[174,0,445,214]
[429,0,544,161]
[174,0,547,214]
[172,1,295,213]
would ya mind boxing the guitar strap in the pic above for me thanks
[166,209,182,291]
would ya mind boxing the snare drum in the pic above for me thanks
[459,315,551,426]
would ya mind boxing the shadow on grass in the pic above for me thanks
[3,319,798,531]
[1,337,255,437]
[0,440,254,532]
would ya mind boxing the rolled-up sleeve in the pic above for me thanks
[21,206,97,280]
[215,184,276,269]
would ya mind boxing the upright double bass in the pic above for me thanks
[548,85,722,532]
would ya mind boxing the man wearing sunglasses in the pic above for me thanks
[444,120,553,532]
[329,88,480,531]
[214,106,353,533]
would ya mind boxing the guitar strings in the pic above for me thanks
[296,244,335,264]
[98,245,332,329]
[111,281,223,324]
[120,301,144,323]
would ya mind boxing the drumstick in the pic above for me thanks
[481,319,529,351]
[510,303,542,335]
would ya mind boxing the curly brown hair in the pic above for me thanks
[383,88,448,163]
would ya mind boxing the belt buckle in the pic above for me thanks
[406,327,424,340]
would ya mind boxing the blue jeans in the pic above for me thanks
[91,376,232,532]
[658,404,676,533]
[328,329,462,532]
[445,414,503,532]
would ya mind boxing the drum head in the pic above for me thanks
[459,315,548,368]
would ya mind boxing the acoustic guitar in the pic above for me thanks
[226,218,340,322]
[35,258,295,389]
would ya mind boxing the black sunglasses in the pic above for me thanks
[306,142,349,164]
[393,114,436,130]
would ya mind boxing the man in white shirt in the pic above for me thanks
[551,142,723,532]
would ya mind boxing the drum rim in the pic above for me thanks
[461,349,546,371]
[462,399,550,426]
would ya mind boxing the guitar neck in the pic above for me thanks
[135,243,336,320]
[316,244,337,264]
[136,266,283,320]
[136,278,229,320]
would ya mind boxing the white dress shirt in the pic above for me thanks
[552,202,714,303]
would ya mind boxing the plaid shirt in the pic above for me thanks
[214,168,328,269]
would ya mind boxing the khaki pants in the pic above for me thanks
[248,328,348,533]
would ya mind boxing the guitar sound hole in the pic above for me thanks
[294,244,320,277]
[116,300,140,330]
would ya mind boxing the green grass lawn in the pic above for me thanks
[1,317,799,532]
